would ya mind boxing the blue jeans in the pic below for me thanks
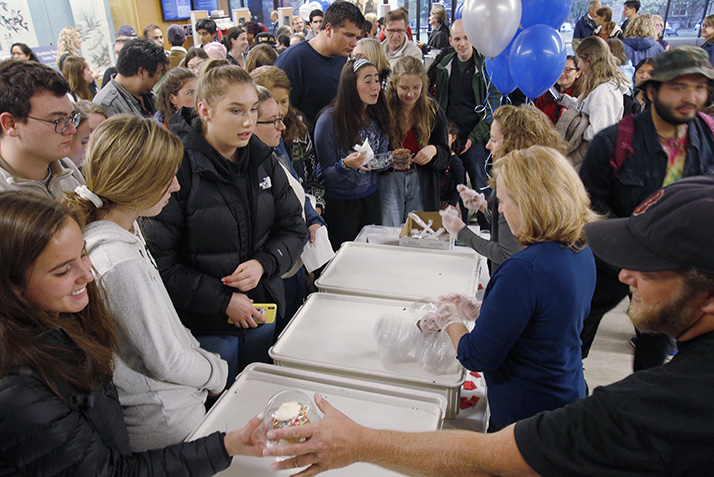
[459,140,490,192]
[197,322,276,386]
[379,169,423,226]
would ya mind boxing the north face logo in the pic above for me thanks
[259,177,272,190]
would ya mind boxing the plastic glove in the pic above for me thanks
[438,293,482,322]
[457,184,487,212]
[417,301,461,331]
[439,209,466,238]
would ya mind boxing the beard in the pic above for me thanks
[652,93,699,126]
[627,283,697,336]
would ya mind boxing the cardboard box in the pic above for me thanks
[399,211,454,250]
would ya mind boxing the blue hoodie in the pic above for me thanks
[623,37,665,67]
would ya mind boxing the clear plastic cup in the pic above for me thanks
[416,331,458,374]
[365,152,393,171]
[373,314,419,364]
[259,390,321,446]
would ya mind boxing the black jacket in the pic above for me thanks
[0,328,230,476]
[580,110,714,218]
[410,104,451,211]
[143,109,306,335]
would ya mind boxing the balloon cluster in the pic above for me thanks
[457,0,572,99]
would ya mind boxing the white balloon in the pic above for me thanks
[299,4,313,20]
[462,0,522,58]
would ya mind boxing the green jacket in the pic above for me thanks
[433,48,500,145]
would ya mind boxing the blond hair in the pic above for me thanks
[386,56,436,149]
[492,145,599,249]
[64,114,183,225]
[624,13,657,39]
[195,61,255,109]
[575,36,629,99]
[491,105,568,160]
[355,38,391,77]
[57,27,81,68]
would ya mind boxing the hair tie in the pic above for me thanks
[353,57,374,73]
[74,185,104,208]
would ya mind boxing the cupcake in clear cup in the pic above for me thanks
[260,390,321,448]
[373,313,419,364]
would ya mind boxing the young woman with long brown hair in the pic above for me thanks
[381,56,449,226]
[62,55,95,100]
[0,192,263,474]
[313,58,390,249]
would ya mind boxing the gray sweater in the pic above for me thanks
[84,220,228,452]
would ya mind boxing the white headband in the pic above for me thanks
[74,185,104,208]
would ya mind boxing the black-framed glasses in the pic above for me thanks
[256,116,285,129]
[563,67,579,73]
[26,111,81,133]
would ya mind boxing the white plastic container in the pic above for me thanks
[315,242,481,301]
[186,363,446,476]
[270,293,466,418]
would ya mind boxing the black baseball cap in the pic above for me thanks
[585,176,714,275]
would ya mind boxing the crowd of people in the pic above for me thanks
[1,1,714,474]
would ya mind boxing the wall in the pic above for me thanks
[107,0,232,50]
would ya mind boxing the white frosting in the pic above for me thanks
[274,401,302,421]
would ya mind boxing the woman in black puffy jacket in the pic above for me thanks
[143,61,306,384]
[0,192,263,476]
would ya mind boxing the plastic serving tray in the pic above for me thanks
[270,293,467,418]
[314,242,480,301]
[186,363,446,476]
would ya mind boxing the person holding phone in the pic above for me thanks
[143,62,306,385]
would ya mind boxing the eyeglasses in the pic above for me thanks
[26,111,81,133]
[256,116,285,129]
[562,67,579,73]
[386,29,406,34]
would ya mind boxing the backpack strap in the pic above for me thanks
[697,111,714,136]
[609,114,635,181]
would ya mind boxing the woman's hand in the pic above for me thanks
[440,210,466,237]
[308,223,322,243]
[457,184,487,212]
[226,293,265,328]
[224,415,266,457]
[412,145,437,165]
[342,151,370,171]
[222,259,265,292]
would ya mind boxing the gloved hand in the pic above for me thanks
[457,184,487,212]
[439,209,466,238]
[438,293,482,322]
[417,301,461,332]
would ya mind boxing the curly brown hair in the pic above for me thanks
[491,104,569,160]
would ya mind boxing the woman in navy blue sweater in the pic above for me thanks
[437,146,599,431]
[314,58,390,250]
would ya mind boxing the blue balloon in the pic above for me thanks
[509,25,566,99]
[319,0,331,12]
[454,2,464,20]
[520,0,573,29]
[483,29,521,94]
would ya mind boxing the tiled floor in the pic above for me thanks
[583,299,636,391]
